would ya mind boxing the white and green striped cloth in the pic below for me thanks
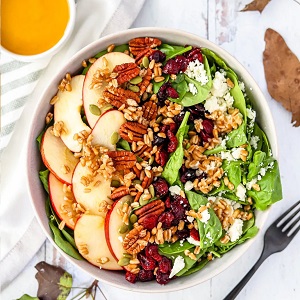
[0,0,145,291]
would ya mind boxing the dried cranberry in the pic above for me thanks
[187,104,206,119]
[138,253,157,271]
[157,83,170,105]
[145,244,162,262]
[200,130,211,143]
[172,194,190,207]
[186,47,203,63]
[166,86,179,99]
[169,123,177,133]
[158,149,168,167]
[165,196,171,208]
[153,134,165,146]
[202,119,214,135]
[161,124,169,133]
[175,55,188,72]
[180,168,196,183]
[158,256,172,274]
[177,228,190,240]
[163,59,181,75]
[125,271,137,283]
[149,50,166,63]
[139,215,159,230]
[138,269,154,282]
[158,211,175,228]
[167,130,178,153]
[173,110,186,124]
[190,228,200,241]
[156,270,170,285]
[170,200,186,223]
[152,178,169,197]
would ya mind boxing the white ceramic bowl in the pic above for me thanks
[0,0,76,62]
[26,27,277,292]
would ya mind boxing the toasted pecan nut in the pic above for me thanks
[113,63,140,85]
[132,165,141,178]
[135,199,165,218]
[135,48,155,65]
[119,122,147,142]
[134,145,152,159]
[103,86,140,109]
[129,37,162,56]
[142,101,157,121]
[111,185,130,200]
[107,150,136,171]
[138,68,152,95]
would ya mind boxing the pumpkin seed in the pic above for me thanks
[156,116,163,123]
[89,104,101,116]
[139,195,149,206]
[186,143,191,150]
[100,104,113,114]
[129,76,142,84]
[111,180,121,188]
[110,132,119,145]
[149,184,155,198]
[128,84,140,93]
[123,253,133,259]
[118,257,130,266]
[130,214,138,224]
[132,179,142,185]
[148,156,154,165]
[142,56,149,68]
[118,224,129,234]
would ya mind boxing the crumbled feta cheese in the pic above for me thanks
[206,161,216,171]
[184,181,194,191]
[199,208,210,224]
[239,81,245,92]
[259,167,266,177]
[231,147,243,160]
[196,169,203,176]
[169,256,185,278]
[220,151,235,161]
[250,135,260,150]
[187,236,200,246]
[236,183,246,201]
[184,59,208,85]
[247,108,256,121]
[211,71,228,97]
[246,178,257,190]
[228,219,244,242]
[169,185,181,196]
[187,216,195,223]
[206,232,213,242]
[188,82,198,95]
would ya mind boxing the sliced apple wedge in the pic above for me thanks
[41,127,79,184]
[91,109,125,150]
[83,52,134,127]
[105,195,133,263]
[54,75,91,152]
[74,213,122,270]
[48,172,80,230]
[72,162,113,216]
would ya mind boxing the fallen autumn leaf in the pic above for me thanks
[241,0,271,13]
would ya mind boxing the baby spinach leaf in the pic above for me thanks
[153,75,169,94]
[159,44,192,60]
[181,258,209,276]
[252,122,271,156]
[247,160,282,210]
[162,112,190,185]
[176,249,205,276]
[39,169,49,194]
[247,151,266,180]
[159,240,194,255]
[170,75,189,101]
[226,122,247,148]
[223,160,243,188]
[185,191,222,249]
[35,261,72,300]
[204,144,226,155]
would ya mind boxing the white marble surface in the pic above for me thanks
[4,0,300,299]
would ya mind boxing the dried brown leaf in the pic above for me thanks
[263,28,300,126]
[241,0,271,13]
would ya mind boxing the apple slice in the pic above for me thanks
[72,162,113,216]
[48,172,80,230]
[91,109,125,150]
[83,52,134,127]
[105,195,133,263]
[41,127,79,184]
[74,213,122,270]
[54,75,91,152]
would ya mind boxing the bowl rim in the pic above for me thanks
[26,27,277,293]
[0,0,76,62]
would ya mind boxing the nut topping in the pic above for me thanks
[119,122,148,142]
[112,62,140,85]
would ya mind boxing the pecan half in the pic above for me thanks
[123,224,150,255]
[134,144,152,159]
[119,122,147,142]
[111,185,129,200]
[129,37,162,56]
[142,101,157,121]
[107,150,136,171]
[113,63,140,85]
[135,48,155,65]
[103,86,140,109]
[138,68,152,95]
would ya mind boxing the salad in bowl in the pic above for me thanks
[36,34,282,286]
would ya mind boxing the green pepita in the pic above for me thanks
[132,179,142,185]
[110,132,119,145]
[100,104,113,114]
[118,224,129,234]
[148,156,154,165]
[123,253,133,259]
[128,84,140,93]
[139,195,149,206]
[149,184,155,198]
[142,56,149,68]
[136,156,143,162]
[130,214,138,224]
[118,257,130,266]
[129,76,143,84]
[89,104,101,116]
[156,116,163,124]
[111,180,121,188]
[186,143,191,150]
